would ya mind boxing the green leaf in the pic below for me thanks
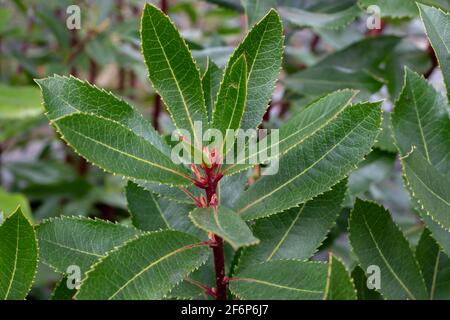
[359,0,450,18]
[0,188,33,222]
[285,36,400,96]
[358,0,418,18]
[349,199,428,300]
[400,148,450,231]
[0,207,38,300]
[392,69,450,176]
[141,3,207,147]
[223,89,357,176]
[385,44,432,99]
[158,199,204,239]
[52,113,191,186]
[202,58,223,122]
[51,276,76,300]
[419,4,450,100]
[242,0,276,27]
[217,9,283,130]
[189,206,259,250]
[76,230,210,300]
[416,228,450,299]
[229,260,327,300]
[235,101,382,220]
[280,5,360,30]
[125,181,169,232]
[138,181,198,204]
[237,180,346,269]
[0,84,43,119]
[36,75,170,156]
[419,213,450,257]
[212,55,248,137]
[324,254,357,300]
[218,171,248,208]
[351,266,383,300]
[37,216,141,276]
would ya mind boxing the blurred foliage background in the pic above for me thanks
[0,0,448,299]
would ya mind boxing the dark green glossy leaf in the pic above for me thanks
[236,102,381,220]
[76,230,210,300]
[125,181,169,232]
[141,3,207,146]
[53,113,191,186]
[416,228,450,299]
[229,260,327,300]
[325,254,357,300]
[0,208,38,300]
[237,180,346,269]
[190,206,259,250]
[37,216,141,276]
[419,3,450,100]
[216,9,283,130]
[349,199,428,300]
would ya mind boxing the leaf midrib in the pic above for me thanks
[422,9,450,54]
[430,251,441,300]
[265,205,304,261]
[56,120,190,181]
[238,106,375,215]
[40,238,103,258]
[145,8,201,148]
[225,64,246,133]
[409,84,431,163]
[233,277,323,294]
[404,160,450,207]
[108,242,206,299]
[361,213,417,300]
[224,93,354,173]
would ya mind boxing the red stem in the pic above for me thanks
[203,165,227,300]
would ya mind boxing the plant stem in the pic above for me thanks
[203,165,227,300]
[212,235,227,300]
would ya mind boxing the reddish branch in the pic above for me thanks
[181,147,227,300]
[152,0,168,130]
